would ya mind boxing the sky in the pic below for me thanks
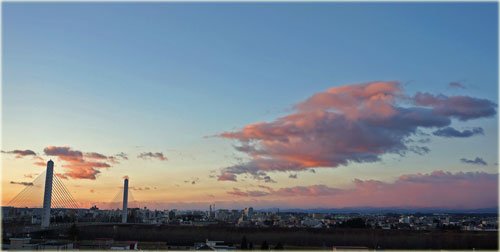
[2,2,498,210]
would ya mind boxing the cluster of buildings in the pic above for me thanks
[370,213,499,231]
[2,205,497,232]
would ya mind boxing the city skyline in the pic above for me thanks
[2,2,498,210]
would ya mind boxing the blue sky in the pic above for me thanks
[2,2,498,209]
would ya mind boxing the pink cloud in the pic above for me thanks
[55,173,69,180]
[85,152,108,160]
[33,156,46,167]
[85,171,496,210]
[344,171,498,208]
[218,172,237,182]
[273,185,342,197]
[44,146,116,180]
[227,188,269,197]
[218,81,496,181]
[295,81,403,119]
[226,170,498,209]
[3,150,48,167]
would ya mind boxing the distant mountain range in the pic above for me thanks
[257,207,498,214]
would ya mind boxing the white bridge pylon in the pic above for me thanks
[7,160,80,228]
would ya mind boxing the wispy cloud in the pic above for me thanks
[116,152,128,160]
[433,127,483,138]
[33,156,46,167]
[130,186,152,191]
[217,172,237,182]
[137,152,168,161]
[448,82,466,89]
[460,157,488,166]
[184,177,200,185]
[23,173,39,179]
[1,149,36,158]
[227,188,270,197]
[10,181,34,186]
[84,152,108,160]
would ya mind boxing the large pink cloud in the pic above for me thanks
[43,146,122,180]
[218,81,496,181]
[227,170,498,209]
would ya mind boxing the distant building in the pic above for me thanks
[209,204,216,219]
[246,207,254,218]
[168,210,177,221]
[301,218,323,228]
[399,216,411,224]
[312,213,325,219]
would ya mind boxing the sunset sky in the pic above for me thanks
[2,2,498,210]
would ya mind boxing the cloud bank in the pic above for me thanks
[84,171,497,210]
[218,81,496,181]
[226,170,497,209]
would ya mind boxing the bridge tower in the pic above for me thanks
[41,160,54,228]
[122,177,129,223]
